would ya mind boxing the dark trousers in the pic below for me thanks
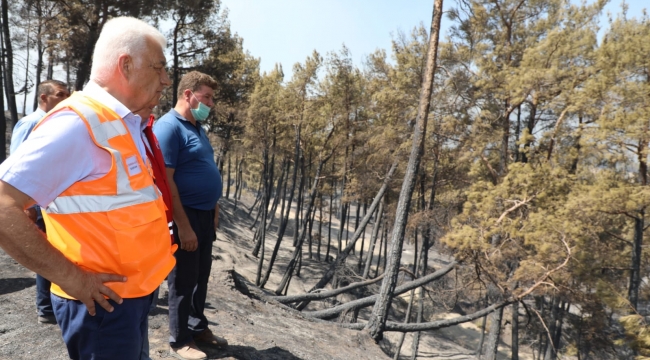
[34,217,53,317]
[36,274,53,316]
[51,293,153,360]
[168,206,215,347]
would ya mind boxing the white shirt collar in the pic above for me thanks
[81,81,132,119]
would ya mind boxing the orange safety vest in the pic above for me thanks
[35,92,177,299]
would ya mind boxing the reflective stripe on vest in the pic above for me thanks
[45,100,140,215]
[73,101,133,194]
[47,185,159,214]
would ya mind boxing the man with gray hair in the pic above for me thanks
[0,16,174,360]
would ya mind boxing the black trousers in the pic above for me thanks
[35,217,54,317]
[167,206,215,347]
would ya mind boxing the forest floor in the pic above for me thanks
[0,191,535,359]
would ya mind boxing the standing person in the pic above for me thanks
[154,71,226,360]
[0,16,176,360]
[11,80,70,153]
[9,79,70,325]
[137,102,175,360]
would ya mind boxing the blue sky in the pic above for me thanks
[221,0,648,75]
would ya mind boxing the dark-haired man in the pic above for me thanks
[9,79,69,325]
[11,80,70,154]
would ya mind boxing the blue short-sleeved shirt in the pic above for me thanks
[153,109,222,211]
[10,108,46,154]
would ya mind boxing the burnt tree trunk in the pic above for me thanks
[374,224,385,278]
[476,303,488,359]
[484,306,504,360]
[235,157,242,200]
[234,156,241,209]
[337,196,347,254]
[394,229,425,360]
[1,0,17,124]
[358,202,367,272]
[366,0,443,340]
[259,125,301,288]
[308,197,316,259]
[293,154,306,247]
[382,225,388,272]
[32,3,44,112]
[512,301,519,360]
[629,141,647,310]
[362,200,384,279]
[275,148,334,295]
[247,176,264,218]
[317,202,323,261]
[326,190,334,262]
[252,146,270,259]
[410,169,431,359]
[225,153,231,199]
[73,3,101,90]
[544,298,567,360]
[266,158,289,231]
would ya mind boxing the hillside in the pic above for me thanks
[0,193,528,359]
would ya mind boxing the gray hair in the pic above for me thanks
[89,17,166,84]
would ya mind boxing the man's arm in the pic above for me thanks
[10,119,40,222]
[166,167,198,251]
[0,181,125,315]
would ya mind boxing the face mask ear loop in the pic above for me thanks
[191,92,200,110]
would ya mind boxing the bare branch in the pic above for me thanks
[495,195,536,225]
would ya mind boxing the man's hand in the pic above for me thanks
[58,269,126,316]
[178,225,198,251]
[0,181,126,316]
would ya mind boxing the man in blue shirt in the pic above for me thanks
[9,79,69,325]
[154,71,225,360]
[10,80,69,154]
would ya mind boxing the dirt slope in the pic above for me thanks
[0,193,531,359]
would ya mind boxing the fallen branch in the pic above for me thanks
[270,268,410,304]
[334,300,512,332]
[303,262,456,319]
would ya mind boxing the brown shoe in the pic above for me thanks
[170,341,207,360]
[194,328,229,347]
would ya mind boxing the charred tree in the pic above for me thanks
[1,0,17,124]
[275,140,335,295]
[259,125,301,288]
[365,0,443,340]
[362,200,384,279]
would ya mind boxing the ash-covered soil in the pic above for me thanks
[0,251,388,360]
[0,197,390,360]
[0,193,527,359]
